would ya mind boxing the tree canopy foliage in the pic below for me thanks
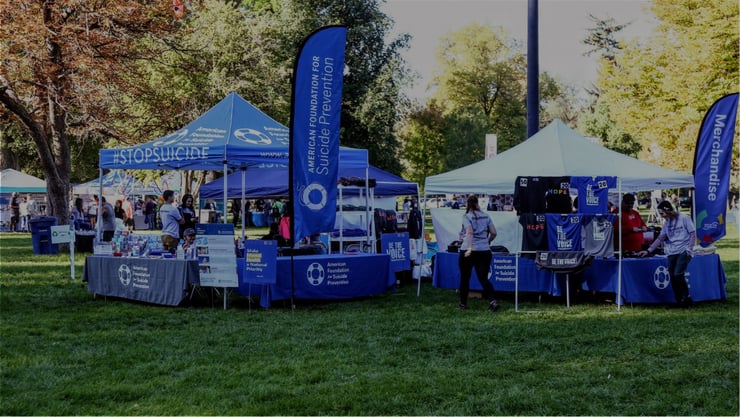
[594,0,739,174]
[400,22,572,183]
[0,0,176,221]
[1,0,412,221]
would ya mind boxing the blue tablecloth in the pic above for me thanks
[433,252,726,304]
[237,253,395,308]
[84,256,199,306]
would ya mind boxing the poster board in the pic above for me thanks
[195,223,238,287]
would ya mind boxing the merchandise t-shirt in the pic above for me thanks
[581,214,616,258]
[571,176,617,214]
[544,176,573,214]
[513,176,548,215]
[546,213,582,251]
[519,213,548,253]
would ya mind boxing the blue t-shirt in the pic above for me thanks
[571,176,616,214]
[546,213,582,251]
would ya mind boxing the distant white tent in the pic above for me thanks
[0,169,46,194]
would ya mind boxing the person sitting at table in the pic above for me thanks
[614,193,648,253]
[261,222,288,246]
[181,228,197,259]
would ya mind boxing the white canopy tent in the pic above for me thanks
[423,119,696,310]
[425,119,694,195]
[0,169,47,194]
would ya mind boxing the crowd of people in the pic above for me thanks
[5,192,41,232]
[453,191,698,311]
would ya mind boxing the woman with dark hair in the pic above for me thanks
[458,195,500,311]
[114,199,126,221]
[71,197,89,230]
[178,194,197,239]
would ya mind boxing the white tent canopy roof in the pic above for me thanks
[0,169,46,193]
[424,119,695,195]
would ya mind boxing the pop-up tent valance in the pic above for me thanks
[99,92,292,171]
[199,164,417,198]
[99,92,369,171]
[424,119,694,195]
[0,169,46,193]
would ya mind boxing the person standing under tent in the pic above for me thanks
[178,194,197,239]
[114,199,126,222]
[614,193,648,253]
[71,197,88,230]
[160,190,184,252]
[100,197,116,242]
[8,192,20,232]
[87,195,98,230]
[18,196,29,232]
[122,197,134,230]
[457,195,500,312]
[231,198,241,227]
[26,194,38,219]
[638,201,696,308]
[144,196,157,230]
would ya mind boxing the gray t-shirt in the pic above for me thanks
[461,210,495,251]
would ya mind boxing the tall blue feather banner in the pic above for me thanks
[693,93,738,246]
[289,26,347,244]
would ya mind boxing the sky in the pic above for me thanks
[380,0,657,101]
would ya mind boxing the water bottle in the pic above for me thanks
[176,245,184,260]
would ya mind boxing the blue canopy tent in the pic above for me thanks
[97,92,369,238]
[199,165,417,198]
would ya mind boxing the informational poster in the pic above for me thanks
[195,224,238,287]
[244,240,277,285]
[380,232,410,272]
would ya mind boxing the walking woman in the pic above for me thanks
[458,195,500,311]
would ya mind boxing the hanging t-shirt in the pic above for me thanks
[571,176,617,214]
[544,176,573,213]
[581,214,616,258]
[546,213,582,251]
[519,213,548,253]
[513,176,548,215]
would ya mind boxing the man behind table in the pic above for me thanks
[614,193,647,252]
[160,190,184,252]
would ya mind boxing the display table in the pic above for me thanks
[433,252,726,305]
[84,256,199,306]
[236,253,395,308]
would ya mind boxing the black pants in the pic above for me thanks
[458,250,495,305]
[667,252,692,303]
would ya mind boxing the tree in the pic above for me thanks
[255,0,412,174]
[431,23,527,149]
[594,0,739,173]
[0,1,175,223]
[398,102,447,187]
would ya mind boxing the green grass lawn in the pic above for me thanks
[0,225,737,415]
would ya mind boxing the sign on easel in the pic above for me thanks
[244,240,277,285]
[194,223,238,288]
